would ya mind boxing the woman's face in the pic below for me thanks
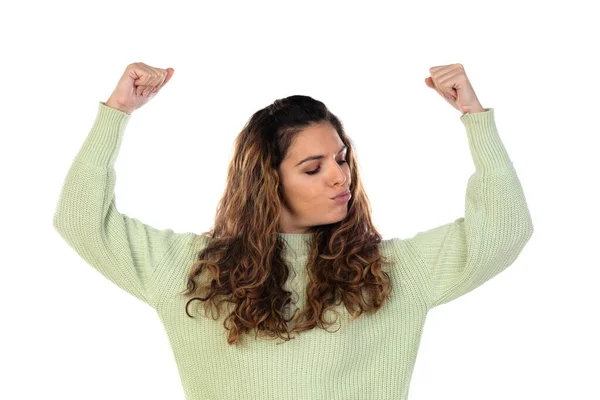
[277,122,352,233]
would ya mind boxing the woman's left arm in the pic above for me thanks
[405,108,534,310]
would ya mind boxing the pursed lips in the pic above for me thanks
[331,189,350,199]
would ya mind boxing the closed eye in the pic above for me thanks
[306,160,347,175]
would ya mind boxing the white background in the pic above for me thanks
[1,0,598,399]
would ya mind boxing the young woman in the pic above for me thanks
[53,62,533,400]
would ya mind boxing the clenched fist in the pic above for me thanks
[424,63,485,115]
[105,62,174,115]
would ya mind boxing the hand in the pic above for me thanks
[424,63,485,115]
[105,62,175,115]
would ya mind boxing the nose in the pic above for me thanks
[331,161,348,187]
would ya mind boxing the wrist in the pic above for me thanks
[104,98,133,115]
[463,105,486,115]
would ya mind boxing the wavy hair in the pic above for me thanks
[179,95,395,345]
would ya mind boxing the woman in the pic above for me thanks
[53,62,533,400]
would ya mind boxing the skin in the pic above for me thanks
[277,121,352,233]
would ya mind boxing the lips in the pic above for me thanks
[331,189,351,199]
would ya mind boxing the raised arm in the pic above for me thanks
[52,102,183,308]
[405,108,534,310]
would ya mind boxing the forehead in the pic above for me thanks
[288,122,344,155]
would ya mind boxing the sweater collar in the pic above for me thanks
[277,232,313,256]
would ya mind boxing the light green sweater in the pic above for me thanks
[53,101,533,400]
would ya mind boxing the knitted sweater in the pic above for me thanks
[53,101,534,400]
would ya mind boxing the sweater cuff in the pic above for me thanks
[460,107,513,173]
[73,101,132,168]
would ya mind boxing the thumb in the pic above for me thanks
[424,77,435,89]
[163,68,175,86]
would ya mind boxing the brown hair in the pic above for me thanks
[179,95,395,345]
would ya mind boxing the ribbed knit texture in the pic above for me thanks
[53,101,534,400]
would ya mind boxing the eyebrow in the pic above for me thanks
[295,145,348,167]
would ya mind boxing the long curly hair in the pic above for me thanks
[179,95,395,346]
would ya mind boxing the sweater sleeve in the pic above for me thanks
[52,101,180,308]
[405,108,534,310]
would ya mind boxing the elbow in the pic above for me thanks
[522,214,534,242]
[52,210,70,239]
[53,212,61,233]
[514,210,534,245]
[522,226,534,246]
[512,222,533,252]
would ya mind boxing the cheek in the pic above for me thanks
[283,178,306,198]
[286,180,322,205]
[297,185,320,202]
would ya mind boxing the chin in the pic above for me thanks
[321,215,348,227]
